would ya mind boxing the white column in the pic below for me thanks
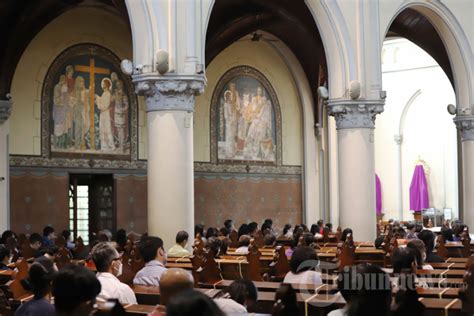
[0,100,12,232]
[394,134,403,220]
[328,99,384,241]
[454,115,474,230]
[133,75,205,249]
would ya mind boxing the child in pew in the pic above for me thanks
[15,257,56,316]
[92,242,137,305]
[53,264,101,316]
[283,246,322,285]
[214,279,258,315]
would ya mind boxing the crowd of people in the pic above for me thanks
[0,218,471,316]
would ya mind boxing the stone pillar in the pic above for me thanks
[454,115,474,230]
[394,134,403,221]
[133,74,205,250]
[0,100,12,232]
[327,99,384,241]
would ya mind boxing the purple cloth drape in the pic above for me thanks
[376,174,382,214]
[409,165,430,212]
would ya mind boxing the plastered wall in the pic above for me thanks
[194,40,303,165]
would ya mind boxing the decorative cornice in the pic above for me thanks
[194,162,301,175]
[9,156,301,175]
[10,155,147,170]
[132,74,206,112]
[326,99,385,129]
[454,115,474,141]
[0,100,12,124]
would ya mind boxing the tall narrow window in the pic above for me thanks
[69,182,90,245]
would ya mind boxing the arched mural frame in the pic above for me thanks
[39,43,139,166]
[210,65,282,166]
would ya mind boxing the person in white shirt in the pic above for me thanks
[214,279,258,315]
[91,242,137,305]
[168,231,191,257]
[133,236,168,287]
[235,235,251,254]
[283,246,322,285]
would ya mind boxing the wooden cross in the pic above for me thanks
[75,58,110,150]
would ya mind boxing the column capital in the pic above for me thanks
[394,134,403,145]
[326,99,384,129]
[0,100,12,124]
[132,74,206,112]
[454,115,474,141]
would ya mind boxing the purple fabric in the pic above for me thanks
[376,174,382,214]
[409,165,430,212]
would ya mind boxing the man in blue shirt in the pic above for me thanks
[42,226,56,248]
[133,236,168,287]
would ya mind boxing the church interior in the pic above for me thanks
[0,0,473,315]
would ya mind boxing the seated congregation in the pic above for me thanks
[0,218,472,316]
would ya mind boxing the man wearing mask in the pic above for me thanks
[133,236,168,287]
[91,242,137,305]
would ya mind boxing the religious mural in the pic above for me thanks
[212,66,281,164]
[43,44,133,158]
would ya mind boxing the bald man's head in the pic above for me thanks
[160,268,194,306]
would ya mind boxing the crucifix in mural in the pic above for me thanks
[44,44,133,158]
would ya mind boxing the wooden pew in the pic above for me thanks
[269,246,290,280]
[54,236,73,269]
[430,262,466,270]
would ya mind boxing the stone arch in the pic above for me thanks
[382,1,473,109]
[304,0,356,99]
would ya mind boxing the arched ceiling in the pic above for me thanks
[206,0,327,123]
[387,8,454,86]
[207,3,455,118]
[0,0,129,100]
[0,2,455,110]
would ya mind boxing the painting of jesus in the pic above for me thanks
[44,44,133,158]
